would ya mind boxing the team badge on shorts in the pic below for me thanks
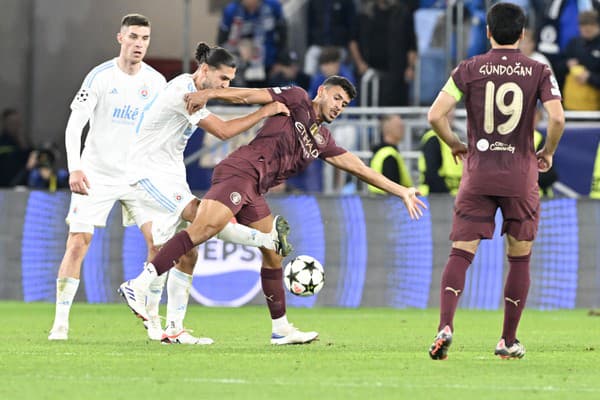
[173,193,183,202]
[230,192,242,205]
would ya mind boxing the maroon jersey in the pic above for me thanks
[217,86,346,194]
[451,48,561,197]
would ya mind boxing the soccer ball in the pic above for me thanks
[283,255,325,297]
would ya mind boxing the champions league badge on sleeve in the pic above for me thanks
[189,238,263,306]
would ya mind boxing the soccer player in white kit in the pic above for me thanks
[49,15,286,342]
[122,42,292,344]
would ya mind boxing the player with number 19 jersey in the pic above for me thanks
[447,48,561,198]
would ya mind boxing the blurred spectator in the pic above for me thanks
[418,110,463,196]
[520,29,555,75]
[533,0,593,89]
[561,10,600,110]
[0,108,31,187]
[218,0,287,87]
[368,115,413,194]
[303,0,356,76]
[25,146,69,191]
[308,47,356,103]
[267,50,310,90]
[349,0,417,106]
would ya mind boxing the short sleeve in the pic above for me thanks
[318,126,347,159]
[450,60,470,95]
[538,65,562,103]
[169,80,212,125]
[268,86,310,108]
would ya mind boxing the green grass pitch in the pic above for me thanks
[1,302,598,400]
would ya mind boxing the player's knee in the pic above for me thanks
[65,233,92,260]
[260,247,282,268]
[506,235,532,256]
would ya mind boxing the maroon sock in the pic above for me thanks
[502,254,531,345]
[151,231,195,275]
[438,248,474,331]
[261,267,286,320]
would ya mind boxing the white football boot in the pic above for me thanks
[118,280,149,321]
[143,316,164,341]
[48,325,69,341]
[161,326,214,345]
[271,323,319,345]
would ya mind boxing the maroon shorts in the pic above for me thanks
[450,185,540,242]
[203,170,271,226]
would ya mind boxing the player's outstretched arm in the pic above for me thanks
[197,101,290,140]
[325,151,427,220]
[184,87,274,114]
[537,99,565,172]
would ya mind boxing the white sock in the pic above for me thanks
[134,263,159,290]
[52,277,80,329]
[147,273,167,318]
[166,268,193,332]
[217,222,275,250]
[272,314,290,332]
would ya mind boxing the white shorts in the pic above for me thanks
[66,183,149,234]
[134,178,196,245]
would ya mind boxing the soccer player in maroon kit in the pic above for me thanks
[427,2,565,360]
[119,75,427,345]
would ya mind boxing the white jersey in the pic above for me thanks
[70,58,166,185]
[128,73,211,183]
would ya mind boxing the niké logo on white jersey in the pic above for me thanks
[112,105,140,125]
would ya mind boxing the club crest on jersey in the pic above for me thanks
[230,192,242,205]
[139,84,149,99]
[309,123,325,145]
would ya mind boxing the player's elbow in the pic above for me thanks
[427,108,444,126]
[548,111,565,130]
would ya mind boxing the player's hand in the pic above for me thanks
[263,101,290,117]
[450,141,468,164]
[401,187,427,220]
[69,170,90,195]
[184,91,210,115]
[536,148,553,172]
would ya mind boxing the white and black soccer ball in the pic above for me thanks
[283,255,325,297]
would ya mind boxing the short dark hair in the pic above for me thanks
[322,75,357,100]
[486,2,525,45]
[121,13,150,28]
[318,47,341,65]
[195,42,237,69]
[579,10,599,26]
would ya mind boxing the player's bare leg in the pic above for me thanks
[49,232,92,340]
[249,215,318,345]
[429,240,479,359]
[495,235,531,359]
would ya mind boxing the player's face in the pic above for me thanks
[318,85,350,123]
[202,65,236,90]
[117,25,151,64]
